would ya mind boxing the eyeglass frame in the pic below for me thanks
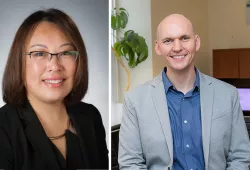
[25,50,79,62]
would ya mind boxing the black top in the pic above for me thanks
[50,129,85,169]
[0,101,109,170]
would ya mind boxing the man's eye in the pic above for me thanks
[164,39,172,44]
[182,36,190,41]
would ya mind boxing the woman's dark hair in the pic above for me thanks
[2,8,88,106]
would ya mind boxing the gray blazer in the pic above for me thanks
[118,71,250,170]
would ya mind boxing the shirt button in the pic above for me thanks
[184,120,187,123]
[186,144,190,148]
[182,98,185,100]
[190,169,193,170]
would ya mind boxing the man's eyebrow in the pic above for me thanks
[161,34,191,41]
[181,34,191,37]
[29,44,48,49]
[161,37,173,41]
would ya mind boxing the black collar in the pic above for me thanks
[17,100,90,168]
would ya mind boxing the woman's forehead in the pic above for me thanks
[25,22,72,50]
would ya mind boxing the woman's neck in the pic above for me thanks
[27,96,68,123]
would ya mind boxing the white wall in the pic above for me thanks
[0,0,109,146]
[111,0,153,126]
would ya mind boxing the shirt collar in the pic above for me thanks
[162,67,200,92]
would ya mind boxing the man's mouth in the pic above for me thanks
[170,54,187,59]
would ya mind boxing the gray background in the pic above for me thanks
[0,0,109,146]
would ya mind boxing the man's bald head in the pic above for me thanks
[154,13,200,72]
[157,14,195,40]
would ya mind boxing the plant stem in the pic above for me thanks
[118,29,125,34]
[112,47,130,91]
[111,32,122,41]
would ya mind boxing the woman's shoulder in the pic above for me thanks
[68,102,100,114]
[0,104,19,127]
[68,102,102,121]
[0,103,16,112]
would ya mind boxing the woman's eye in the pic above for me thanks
[62,51,75,57]
[34,52,46,57]
[63,51,72,55]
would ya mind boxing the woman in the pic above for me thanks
[0,8,108,170]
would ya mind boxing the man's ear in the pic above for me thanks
[195,35,200,51]
[155,40,162,56]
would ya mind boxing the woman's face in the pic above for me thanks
[25,21,77,104]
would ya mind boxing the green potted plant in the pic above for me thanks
[111,7,148,91]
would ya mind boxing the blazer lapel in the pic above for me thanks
[199,72,213,169]
[151,74,173,161]
[67,104,91,168]
[19,101,60,169]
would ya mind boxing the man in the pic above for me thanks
[118,14,250,170]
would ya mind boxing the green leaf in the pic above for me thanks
[111,15,116,30]
[120,43,129,57]
[120,11,128,29]
[113,41,120,50]
[111,8,149,68]
[123,42,131,60]
[130,34,139,49]
[113,42,122,57]
[119,7,126,11]
[116,45,123,57]
[124,30,133,38]
[138,52,147,62]
[120,14,124,29]
[128,49,135,68]
[124,31,138,49]
[116,15,121,30]
[119,8,129,17]
[135,36,147,53]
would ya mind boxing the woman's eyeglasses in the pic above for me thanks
[25,51,79,64]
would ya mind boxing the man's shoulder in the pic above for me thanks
[125,74,161,100]
[199,72,237,94]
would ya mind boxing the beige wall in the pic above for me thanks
[208,0,250,75]
[151,0,210,76]
[152,0,250,76]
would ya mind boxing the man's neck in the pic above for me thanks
[166,66,196,94]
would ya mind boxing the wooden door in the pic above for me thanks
[213,50,239,78]
[239,51,250,78]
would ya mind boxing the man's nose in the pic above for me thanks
[172,40,182,52]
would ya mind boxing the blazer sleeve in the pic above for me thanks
[118,93,148,170]
[0,127,14,170]
[226,89,250,170]
[91,104,109,169]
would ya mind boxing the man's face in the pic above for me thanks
[155,18,200,72]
